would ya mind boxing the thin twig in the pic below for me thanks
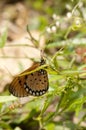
[0,56,31,59]
[27,25,39,48]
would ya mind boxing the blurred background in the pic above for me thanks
[0,0,86,130]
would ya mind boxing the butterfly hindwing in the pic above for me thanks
[9,76,29,97]
[9,60,49,97]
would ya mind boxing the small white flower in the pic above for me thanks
[76,19,81,26]
[67,12,72,18]
[51,26,57,33]
[46,27,51,33]
[56,21,60,27]
[52,14,57,20]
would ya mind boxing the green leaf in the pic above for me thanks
[0,96,17,103]
[67,96,86,115]
[0,29,7,48]
[0,121,12,130]
[45,123,55,130]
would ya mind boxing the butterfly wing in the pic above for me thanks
[9,76,29,97]
[9,62,49,97]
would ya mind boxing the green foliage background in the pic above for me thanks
[0,0,86,130]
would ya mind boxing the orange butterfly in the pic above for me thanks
[9,57,49,97]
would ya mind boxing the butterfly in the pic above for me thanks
[9,57,49,97]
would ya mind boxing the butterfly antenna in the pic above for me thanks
[40,49,46,65]
[40,49,44,59]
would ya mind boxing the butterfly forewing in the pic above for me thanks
[9,60,49,97]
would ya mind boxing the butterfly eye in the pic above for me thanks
[9,58,49,97]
